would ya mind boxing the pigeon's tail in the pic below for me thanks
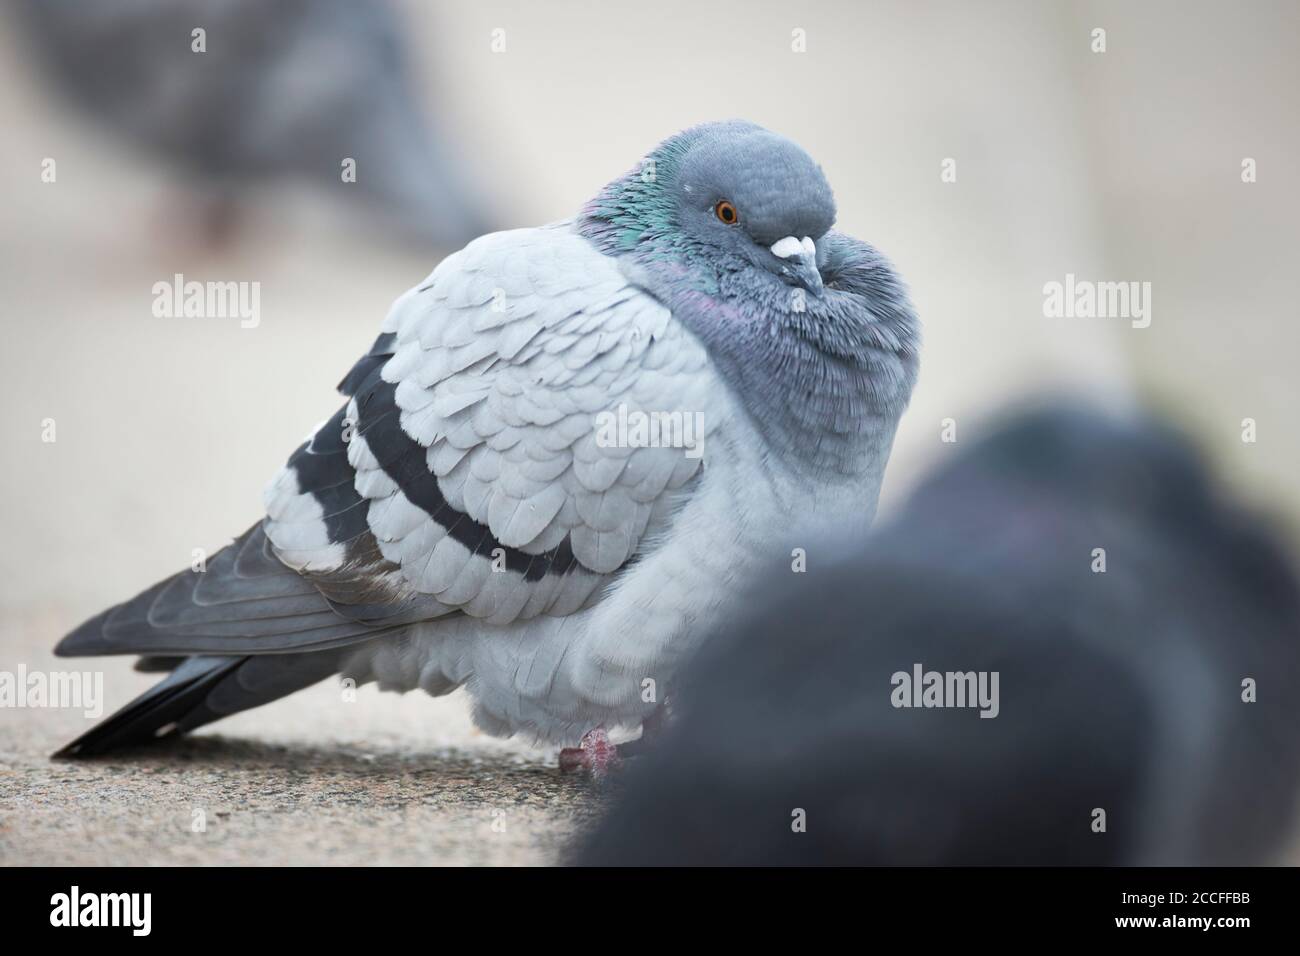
[51,521,389,757]
[53,651,344,758]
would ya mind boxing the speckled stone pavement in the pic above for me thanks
[0,608,608,866]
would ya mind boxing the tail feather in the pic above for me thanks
[133,656,186,673]
[53,651,347,758]
[54,657,246,758]
[52,521,394,757]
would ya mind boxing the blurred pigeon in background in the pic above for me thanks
[52,121,920,768]
[575,406,1300,864]
[14,0,496,247]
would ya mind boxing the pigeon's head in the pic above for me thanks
[668,121,836,295]
[581,120,836,295]
[581,121,920,475]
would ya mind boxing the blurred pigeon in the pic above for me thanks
[575,406,1300,863]
[53,121,921,764]
[14,0,495,247]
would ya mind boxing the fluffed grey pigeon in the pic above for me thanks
[14,0,495,247]
[574,406,1300,862]
[54,121,921,767]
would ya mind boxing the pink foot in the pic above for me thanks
[559,726,622,777]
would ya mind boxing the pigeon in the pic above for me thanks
[574,406,1300,862]
[53,120,921,765]
[14,0,495,247]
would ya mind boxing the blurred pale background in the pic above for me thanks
[0,0,1297,849]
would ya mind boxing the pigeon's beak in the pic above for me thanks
[770,236,824,296]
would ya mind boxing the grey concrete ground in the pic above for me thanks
[1,608,605,866]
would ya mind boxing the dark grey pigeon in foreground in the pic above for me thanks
[15,0,495,247]
[52,121,920,767]
[575,407,1300,864]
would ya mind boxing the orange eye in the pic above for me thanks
[714,200,739,224]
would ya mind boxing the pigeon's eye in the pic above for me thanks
[714,200,739,225]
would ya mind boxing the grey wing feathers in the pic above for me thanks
[55,332,425,661]
[55,525,396,657]
[264,225,713,624]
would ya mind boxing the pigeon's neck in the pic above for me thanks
[577,133,711,257]
[684,288,917,477]
[625,240,919,479]
[580,189,669,258]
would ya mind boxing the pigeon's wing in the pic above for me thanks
[264,223,714,626]
[55,522,411,658]
[58,225,711,662]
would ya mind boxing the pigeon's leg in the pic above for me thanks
[559,726,622,776]
[559,705,671,773]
